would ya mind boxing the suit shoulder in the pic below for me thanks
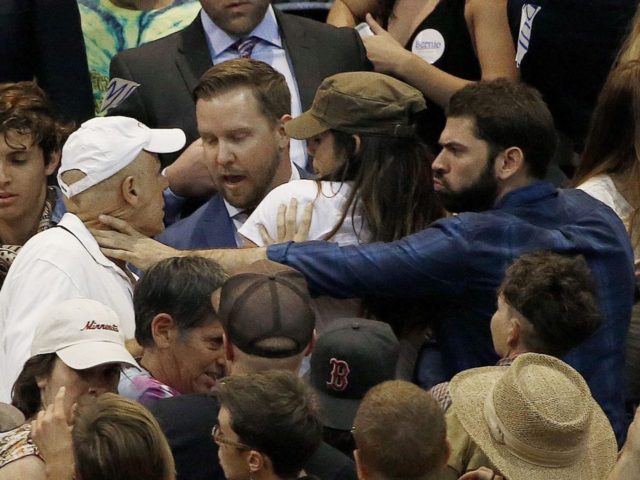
[157,196,225,245]
[113,26,185,63]
[280,11,359,39]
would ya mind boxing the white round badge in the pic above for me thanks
[411,29,445,64]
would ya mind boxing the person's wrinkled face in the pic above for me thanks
[37,358,121,421]
[431,116,499,213]
[197,88,286,210]
[200,0,270,36]
[127,150,168,237]
[216,406,251,480]
[0,130,57,230]
[306,130,346,177]
[171,318,226,394]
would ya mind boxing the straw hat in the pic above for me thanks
[449,353,617,480]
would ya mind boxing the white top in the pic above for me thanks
[578,174,639,260]
[225,163,301,247]
[240,180,367,331]
[240,180,367,246]
[0,213,135,402]
[201,6,306,170]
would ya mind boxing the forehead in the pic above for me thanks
[439,116,483,145]
[134,149,161,170]
[0,129,37,152]
[196,87,268,132]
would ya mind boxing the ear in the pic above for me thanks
[507,316,522,350]
[151,313,178,349]
[351,134,361,155]
[443,439,451,466]
[211,288,222,311]
[223,333,235,362]
[495,146,525,181]
[120,175,138,206]
[276,114,292,150]
[44,150,61,176]
[304,331,317,357]
[247,450,265,474]
[354,449,368,480]
[36,374,48,390]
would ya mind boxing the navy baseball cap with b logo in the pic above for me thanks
[310,318,400,430]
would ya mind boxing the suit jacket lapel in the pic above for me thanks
[276,11,317,110]
[176,16,214,97]
[202,195,238,248]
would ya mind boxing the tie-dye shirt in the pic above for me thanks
[77,0,200,114]
[119,364,180,407]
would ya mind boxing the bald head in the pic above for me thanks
[61,149,168,237]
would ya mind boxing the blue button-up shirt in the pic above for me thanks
[268,181,635,441]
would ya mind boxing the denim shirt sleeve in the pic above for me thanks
[267,216,470,298]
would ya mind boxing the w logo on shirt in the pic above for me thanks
[326,358,350,391]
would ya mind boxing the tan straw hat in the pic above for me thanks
[285,72,426,139]
[449,353,616,480]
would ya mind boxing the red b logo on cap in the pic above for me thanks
[326,358,350,391]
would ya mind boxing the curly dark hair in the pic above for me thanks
[500,251,602,357]
[11,353,57,419]
[0,81,73,164]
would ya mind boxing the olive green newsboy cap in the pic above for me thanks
[285,71,426,139]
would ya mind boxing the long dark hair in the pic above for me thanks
[320,130,443,243]
[573,61,640,248]
[12,353,57,419]
[319,130,443,331]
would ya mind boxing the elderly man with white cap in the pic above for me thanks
[0,116,185,403]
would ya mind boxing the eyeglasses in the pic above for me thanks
[212,424,251,450]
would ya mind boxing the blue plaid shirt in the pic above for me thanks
[268,181,635,441]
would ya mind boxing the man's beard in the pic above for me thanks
[436,158,499,213]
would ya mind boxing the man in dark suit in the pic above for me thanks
[0,0,94,123]
[109,0,369,169]
[156,59,311,249]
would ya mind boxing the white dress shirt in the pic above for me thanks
[0,213,135,402]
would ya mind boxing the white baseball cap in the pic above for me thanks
[31,298,138,370]
[58,116,186,198]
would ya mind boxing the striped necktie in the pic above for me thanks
[235,36,259,58]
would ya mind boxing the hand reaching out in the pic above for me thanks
[362,13,413,75]
[91,215,181,271]
[258,198,313,245]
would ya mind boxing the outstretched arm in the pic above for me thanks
[94,214,468,299]
[327,0,382,27]
[93,215,268,272]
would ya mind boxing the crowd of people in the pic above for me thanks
[1,0,640,479]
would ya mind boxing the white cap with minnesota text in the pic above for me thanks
[30,298,138,370]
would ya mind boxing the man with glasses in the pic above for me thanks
[148,260,356,480]
[214,371,322,480]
